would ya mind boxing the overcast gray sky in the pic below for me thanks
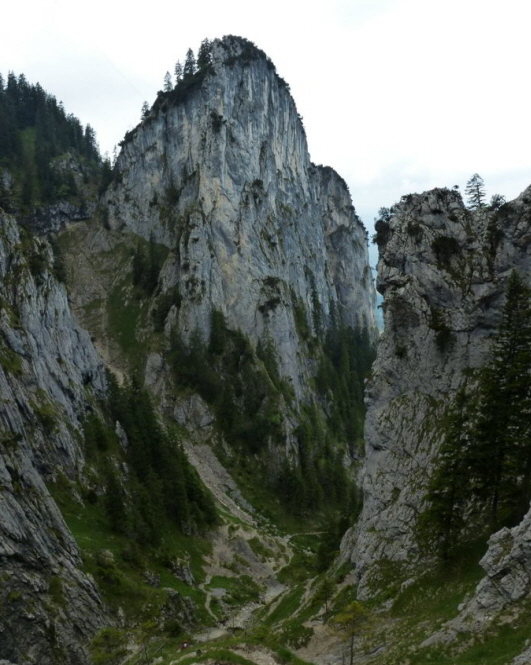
[3,0,531,266]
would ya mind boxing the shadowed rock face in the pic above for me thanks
[104,36,376,398]
[341,185,531,597]
[0,211,109,664]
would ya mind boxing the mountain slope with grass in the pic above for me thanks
[0,38,378,665]
[7,33,531,665]
[60,35,377,526]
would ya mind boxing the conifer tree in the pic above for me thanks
[105,470,127,534]
[331,601,367,665]
[465,173,486,209]
[83,124,98,159]
[490,193,506,209]
[317,577,334,615]
[132,244,146,287]
[197,38,212,69]
[146,232,162,292]
[470,270,531,523]
[174,60,183,83]
[208,309,227,355]
[163,71,173,92]
[183,49,196,79]
[419,389,473,559]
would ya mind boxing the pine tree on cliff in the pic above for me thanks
[183,49,196,79]
[331,601,367,665]
[419,388,474,559]
[163,71,173,92]
[174,60,183,83]
[197,38,212,69]
[465,173,486,209]
[83,124,98,160]
[105,470,127,534]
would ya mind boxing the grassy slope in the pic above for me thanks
[56,222,531,665]
[327,540,531,665]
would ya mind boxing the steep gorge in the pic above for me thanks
[0,36,377,665]
[2,33,531,665]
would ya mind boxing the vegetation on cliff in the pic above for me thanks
[421,270,531,558]
[1,43,380,665]
[0,72,107,212]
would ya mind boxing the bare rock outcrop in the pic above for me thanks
[342,185,531,598]
[103,36,376,398]
[0,210,109,664]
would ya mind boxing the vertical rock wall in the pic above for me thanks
[343,185,531,596]
[0,211,108,664]
[104,37,376,397]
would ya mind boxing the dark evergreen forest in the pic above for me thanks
[420,270,531,559]
[0,72,103,210]
[84,378,218,546]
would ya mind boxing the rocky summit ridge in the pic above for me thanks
[102,36,376,395]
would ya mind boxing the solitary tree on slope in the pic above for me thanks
[331,601,367,665]
[174,60,183,84]
[465,173,486,209]
[163,71,173,92]
[184,49,196,79]
[197,38,212,69]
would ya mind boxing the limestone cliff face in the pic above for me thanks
[0,38,377,662]
[342,185,531,596]
[0,211,108,664]
[103,36,376,395]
